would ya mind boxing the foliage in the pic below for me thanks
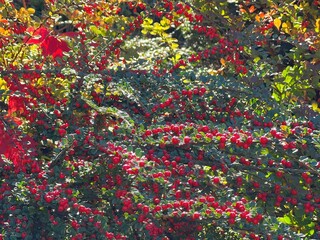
[0,0,319,239]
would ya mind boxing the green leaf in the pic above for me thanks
[277,214,293,225]
[81,96,134,127]
[135,148,143,158]
[253,57,260,63]
[183,79,190,84]
[260,148,269,155]
[89,25,106,36]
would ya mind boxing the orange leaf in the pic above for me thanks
[255,12,265,22]
[255,15,261,22]
[239,5,246,13]
[220,58,226,66]
[249,5,256,13]
[0,18,8,24]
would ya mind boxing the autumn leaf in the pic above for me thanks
[24,27,50,44]
[255,12,265,22]
[220,58,226,66]
[0,27,11,36]
[0,123,8,154]
[8,96,25,116]
[16,7,35,23]
[41,36,70,58]
[249,5,256,13]
[274,18,282,30]
[316,18,320,33]
[281,21,291,34]
[25,27,70,58]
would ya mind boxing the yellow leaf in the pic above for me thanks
[27,8,35,15]
[208,69,219,75]
[315,18,320,33]
[160,32,169,38]
[0,27,11,36]
[170,42,179,49]
[282,21,291,34]
[183,79,190,84]
[274,18,282,30]
[153,22,161,29]
[142,17,153,26]
[141,29,148,35]
[160,17,170,27]
[209,68,226,75]
[17,7,32,23]
[312,102,320,112]
[94,83,103,93]
[0,77,8,91]
[36,78,45,86]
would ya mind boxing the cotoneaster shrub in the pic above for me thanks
[0,0,319,239]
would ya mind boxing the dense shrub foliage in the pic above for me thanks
[0,0,319,239]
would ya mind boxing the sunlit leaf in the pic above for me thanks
[277,215,293,225]
[315,18,320,33]
[27,8,35,15]
[282,21,291,34]
[249,5,256,13]
[142,17,153,26]
[255,12,265,22]
[160,17,170,27]
[0,27,11,36]
[220,58,226,66]
[311,102,320,113]
[274,18,282,30]
[170,42,179,49]
[89,25,106,36]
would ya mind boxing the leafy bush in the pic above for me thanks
[0,0,319,239]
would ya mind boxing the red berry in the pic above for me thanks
[172,136,180,145]
[175,190,182,199]
[142,206,149,213]
[44,194,53,203]
[230,155,237,163]
[153,197,160,205]
[260,136,268,145]
[58,128,66,137]
[112,156,121,164]
[212,177,220,184]
[193,211,201,219]
[184,136,191,144]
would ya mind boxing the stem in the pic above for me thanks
[22,0,27,9]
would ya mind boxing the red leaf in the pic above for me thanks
[41,36,70,58]
[24,27,70,58]
[8,96,25,116]
[0,140,8,154]
[0,126,8,154]
[24,27,50,44]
